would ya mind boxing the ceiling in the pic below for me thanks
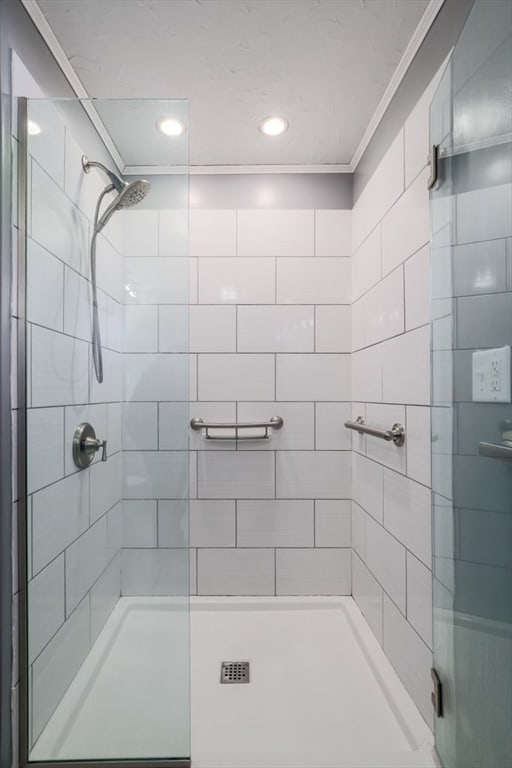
[35,0,432,169]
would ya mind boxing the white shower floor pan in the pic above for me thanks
[191,596,436,768]
[31,596,438,768]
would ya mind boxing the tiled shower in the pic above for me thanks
[2,1,512,767]
[9,47,440,753]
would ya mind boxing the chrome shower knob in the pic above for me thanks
[73,422,107,468]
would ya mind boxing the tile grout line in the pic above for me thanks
[195,547,199,597]
[274,547,277,596]
[313,304,317,353]
[274,449,277,500]
[157,401,160,450]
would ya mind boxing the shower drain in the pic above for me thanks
[220,661,250,684]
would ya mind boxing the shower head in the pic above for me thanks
[115,179,151,209]
[82,156,150,232]
[96,179,151,232]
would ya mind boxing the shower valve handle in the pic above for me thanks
[72,422,107,468]
[84,436,108,462]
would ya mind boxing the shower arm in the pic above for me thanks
[82,155,124,192]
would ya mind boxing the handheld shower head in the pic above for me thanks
[83,156,151,384]
[115,179,151,209]
[96,179,151,231]
[82,156,151,232]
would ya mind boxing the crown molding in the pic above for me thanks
[22,0,445,177]
[350,0,445,171]
[124,164,352,176]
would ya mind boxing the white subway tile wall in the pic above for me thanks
[21,105,123,746]
[350,66,446,730]
[180,207,352,596]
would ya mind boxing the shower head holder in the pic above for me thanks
[81,155,124,192]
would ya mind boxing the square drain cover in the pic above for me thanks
[220,661,250,684]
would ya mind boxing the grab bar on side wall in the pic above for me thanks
[478,441,512,460]
[190,416,284,441]
[344,416,405,447]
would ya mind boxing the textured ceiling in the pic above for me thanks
[37,0,429,167]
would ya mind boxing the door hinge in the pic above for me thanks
[431,668,444,718]
[427,144,440,190]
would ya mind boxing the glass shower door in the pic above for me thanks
[430,2,512,767]
[19,96,190,765]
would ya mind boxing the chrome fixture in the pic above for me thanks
[82,156,150,383]
[73,422,107,469]
[427,144,440,190]
[344,416,405,447]
[478,441,512,460]
[82,156,151,232]
[190,416,284,441]
[220,662,250,684]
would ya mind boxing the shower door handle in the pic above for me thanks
[478,441,512,460]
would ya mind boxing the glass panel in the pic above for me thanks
[24,97,190,762]
[430,2,512,767]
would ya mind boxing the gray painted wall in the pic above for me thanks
[187,173,352,210]
[130,173,352,211]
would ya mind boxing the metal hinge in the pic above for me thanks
[427,144,440,190]
[431,668,443,717]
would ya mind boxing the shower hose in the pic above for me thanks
[90,185,114,384]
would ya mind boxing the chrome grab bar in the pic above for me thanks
[190,416,284,441]
[344,416,405,447]
[478,441,512,460]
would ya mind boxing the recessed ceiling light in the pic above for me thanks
[157,117,186,137]
[259,116,289,137]
[27,119,41,136]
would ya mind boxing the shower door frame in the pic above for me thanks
[16,97,191,768]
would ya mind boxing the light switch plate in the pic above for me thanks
[472,345,511,402]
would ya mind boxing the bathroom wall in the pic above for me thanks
[121,205,352,596]
[119,204,190,597]
[192,207,352,595]
[350,67,445,729]
[10,55,123,748]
